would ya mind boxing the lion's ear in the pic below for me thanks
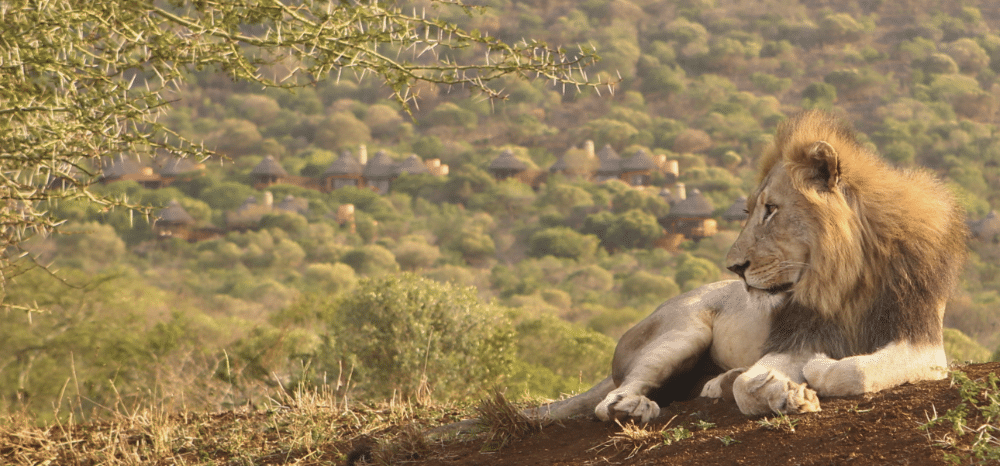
[806,140,840,192]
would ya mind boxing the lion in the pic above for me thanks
[524,110,968,422]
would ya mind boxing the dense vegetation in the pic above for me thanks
[6,0,1000,423]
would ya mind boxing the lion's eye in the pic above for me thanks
[764,203,777,220]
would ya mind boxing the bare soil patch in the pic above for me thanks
[406,363,1000,466]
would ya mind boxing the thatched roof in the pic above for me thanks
[548,152,572,173]
[156,199,195,225]
[397,154,429,175]
[158,156,201,177]
[667,189,714,218]
[596,144,621,175]
[323,151,363,176]
[722,196,749,222]
[363,150,398,179]
[250,155,288,177]
[100,154,143,179]
[488,149,528,172]
[621,149,657,172]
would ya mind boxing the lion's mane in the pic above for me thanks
[758,110,968,358]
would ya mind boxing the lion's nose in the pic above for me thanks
[727,261,749,279]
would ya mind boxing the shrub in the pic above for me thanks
[303,262,357,294]
[621,271,680,305]
[236,94,280,127]
[212,118,263,157]
[340,244,399,275]
[801,82,837,107]
[604,209,663,250]
[527,227,599,260]
[508,315,614,398]
[313,112,371,150]
[393,239,442,270]
[325,274,515,401]
[675,253,721,291]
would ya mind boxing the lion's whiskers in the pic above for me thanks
[777,261,810,271]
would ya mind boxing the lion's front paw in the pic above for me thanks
[803,355,865,396]
[700,367,745,401]
[595,390,660,423]
[733,369,821,415]
[780,380,821,414]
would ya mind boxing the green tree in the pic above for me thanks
[604,210,663,250]
[528,227,599,260]
[340,245,400,276]
[621,271,680,307]
[313,112,371,150]
[675,253,721,291]
[0,0,602,308]
[509,315,614,398]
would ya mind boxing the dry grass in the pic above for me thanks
[590,416,692,459]
[474,388,543,452]
[0,379,478,466]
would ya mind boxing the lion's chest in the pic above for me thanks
[709,294,776,370]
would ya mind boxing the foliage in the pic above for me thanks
[508,314,614,398]
[323,273,515,401]
[0,0,603,309]
[943,328,992,364]
[675,253,721,292]
[6,0,1000,428]
[527,227,599,260]
[921,371,1000,464]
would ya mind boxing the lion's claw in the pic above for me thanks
[596,391,660,423]
[779,381,821,414]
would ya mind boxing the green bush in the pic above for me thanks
[528,227,599,260]
[324,274,515,401]
[621,271,680,306]
[340,244,399,275]
[313,112,371,150]
[303,263,358,294]
[604,209,663,250]
[675,253,721,291]
[508,314,614,398]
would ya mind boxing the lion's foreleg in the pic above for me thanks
[595,322,713,422]
[803,340,947,396]
[732,352,820,415]
[522,376,615,420]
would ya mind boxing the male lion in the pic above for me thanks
[529,110,968,421]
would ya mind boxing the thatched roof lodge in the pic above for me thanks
[250,155,288,188]
[322,151,364,191]
[487,149,529,181]
[364,150,398,194]
[659,188,717,241]
[154,199,195,239]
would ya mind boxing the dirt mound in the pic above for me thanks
[408,363,1000,466]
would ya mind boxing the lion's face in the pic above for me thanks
[726,163,812,294]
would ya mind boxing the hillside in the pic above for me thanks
[4,363,999,464]
[5,0,1000,445]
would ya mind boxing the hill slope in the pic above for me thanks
[407,363,1000,466]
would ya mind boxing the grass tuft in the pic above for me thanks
[756,412,799,433]
[475,388,543,451]
[591,415,694,458]
[921,370,1000,465]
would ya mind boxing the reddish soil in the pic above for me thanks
[404,363,1000,466]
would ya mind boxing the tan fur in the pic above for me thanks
[735,110,967,355]
[512,110,968,423]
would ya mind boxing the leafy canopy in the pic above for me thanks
[0,0,605,308]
